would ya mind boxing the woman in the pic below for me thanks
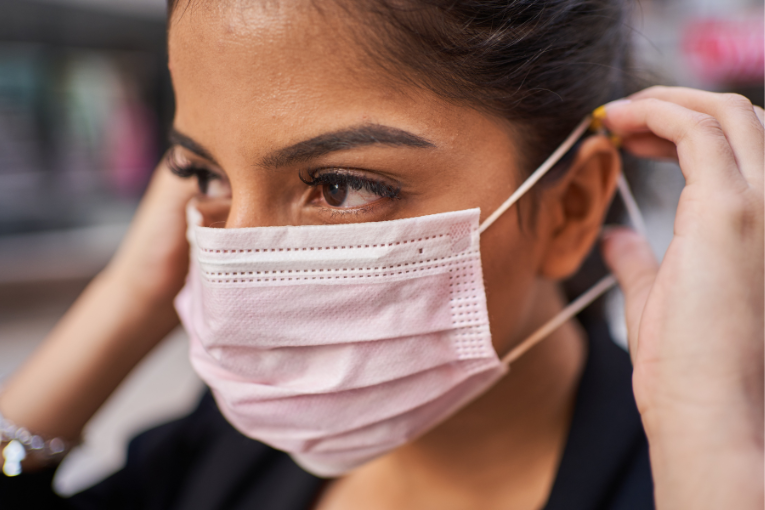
[1,0,762,508]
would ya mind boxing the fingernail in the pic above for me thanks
[603,98,632,113]
[592,100,632,131]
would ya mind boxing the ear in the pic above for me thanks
[537,135,620,280]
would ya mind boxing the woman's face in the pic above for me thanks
[167,1,610,355]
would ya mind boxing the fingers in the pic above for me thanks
[628,87,764,185]
[601,227,659,362]
[604,98,744,190]
[621,132,678,161]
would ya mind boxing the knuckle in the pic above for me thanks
[682,112,727,145]
[687,112,725,138]
[718,94,763,135]
[720,92,753,111]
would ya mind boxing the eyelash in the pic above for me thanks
[166,149,401,205]
[300,170,401,200]
[166,152,222,194]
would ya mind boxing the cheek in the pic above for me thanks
[479,216,541,356]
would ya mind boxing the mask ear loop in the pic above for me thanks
[493,111,647,367]
[478,115,593,235]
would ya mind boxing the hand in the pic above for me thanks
[0,159,198,444]
[105,157,199,308]
[600,87,764,508]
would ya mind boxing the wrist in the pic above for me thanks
[0,410,73,476]
[88,268,181,358]
[97,263,181,320]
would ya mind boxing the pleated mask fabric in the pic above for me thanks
[176,207,505,476]
[175,115,635,477]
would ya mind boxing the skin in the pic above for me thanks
[603,90,764,508]
[0,1,762,509]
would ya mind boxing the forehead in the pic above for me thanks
[172,5,392,132]
[170,1,368,92]
[167,1,496,163]
[166,0,521,183]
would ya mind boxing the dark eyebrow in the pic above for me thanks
[168,129,219,165]
[261,124,435,168]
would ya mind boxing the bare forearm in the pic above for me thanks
[0,164,194,444]
[0,268,179,442]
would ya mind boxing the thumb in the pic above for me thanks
[601,227,659,361]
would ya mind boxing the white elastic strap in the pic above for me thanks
[478,115,593,235]
[617,173,647,237]
[501,274,617,366]
[499,175,646,365]
[483,116,647,366]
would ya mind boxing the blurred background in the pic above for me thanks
[0,0,762,497]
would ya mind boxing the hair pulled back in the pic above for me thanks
[344,0,635,174]
[169,0,636,174]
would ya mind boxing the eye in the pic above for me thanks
[303,170,400,209]
[322,181,383,208]
[199,176,231,199]
[166,148,231,198]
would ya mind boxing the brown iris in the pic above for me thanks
[323,182,348,207]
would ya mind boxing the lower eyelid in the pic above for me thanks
[318,196,392,216]
[325,206,374,218]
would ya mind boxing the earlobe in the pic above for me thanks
[538,135,621,280]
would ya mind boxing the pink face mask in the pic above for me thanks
[175,116,643,477]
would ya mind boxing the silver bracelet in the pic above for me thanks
[0,410,71,477]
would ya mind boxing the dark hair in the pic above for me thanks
[343,0,636,176]
[170,0,636,176]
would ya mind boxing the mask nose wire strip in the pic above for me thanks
[478,115,594,235]
[501,274,618,366]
